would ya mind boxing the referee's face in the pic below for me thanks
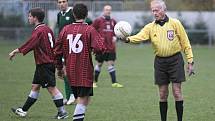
[151,3,165,21]
[58,0,68,11]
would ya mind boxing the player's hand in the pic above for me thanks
[63,65,67,76]
[112,36,117,43]
[9,52,15,61]
[9,49,19,61]
[187,62,195,76]
[57,69,64,80]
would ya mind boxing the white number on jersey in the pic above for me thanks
[67,34,83,54]
[48,33,54,48]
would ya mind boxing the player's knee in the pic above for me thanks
[78,97,90,105]
[159,90,169,101]
[95,65,101,72]
[107,60,114,66]
[48,87,60,95]
[173,90,183,101]
[107,65,115,73]
[31,84,40,91]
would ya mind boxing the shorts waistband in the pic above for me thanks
[156,52,181,59]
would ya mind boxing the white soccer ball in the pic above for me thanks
[114,21,132,39]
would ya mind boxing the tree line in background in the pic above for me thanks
[124,0,214,11]
[0,0,214,44]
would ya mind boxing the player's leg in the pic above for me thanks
[47,86,68,119]
[158,84,169,121]
[62,65,75,104]
[94,53,104,87]
[64,76,75,105]
[94,62,103,83]
[169,53,185,121]
[11,65,43,117]
[72,86,93,121]
[73,97,90,121]
[43,63,67,119]
[106,53,123,88]
[11,84,40,117]
[172,83,183,121]
[154,56,170,121]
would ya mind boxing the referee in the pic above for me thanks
[124,0,194,121]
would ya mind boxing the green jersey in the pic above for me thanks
[57,7,75,33]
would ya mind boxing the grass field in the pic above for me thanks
[0,41,215,121]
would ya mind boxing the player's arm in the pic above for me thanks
[19,32,41,55]
[92,19,99,31]
[126,24,151,43]
[54,30,65,78]
[175,20,194,76]
[90,27,106,53]
[112,19,117,43]
[9,32,41,60]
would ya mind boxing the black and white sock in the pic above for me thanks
[175,100,183,121]
[94,65,101,83]
[73,104,86,121]
[22,90,39,112]
[52,92,65,113]
[159,101,168,121]
[108,65,117,83]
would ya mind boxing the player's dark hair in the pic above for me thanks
[29,8,45,22]
[73,4,88,20]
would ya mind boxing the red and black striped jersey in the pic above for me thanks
[54,22,106,87]
[92,16,116,53]
[19,23,55,65]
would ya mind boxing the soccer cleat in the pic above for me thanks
[11,107,27,117]
[66,95,76,105]
[93,82,98,88]
[112,83,123,88]
[54,111,68,119]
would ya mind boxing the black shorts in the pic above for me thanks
[33,63,56,88]
[154,52,185,85]
[71,86,93,99]
[95,52,116,63]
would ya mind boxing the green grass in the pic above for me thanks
[0,41,215,121]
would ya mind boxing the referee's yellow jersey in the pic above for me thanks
[128,17,193,63]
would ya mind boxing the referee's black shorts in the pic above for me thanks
[154,52,185,85]
[32,63,56,88]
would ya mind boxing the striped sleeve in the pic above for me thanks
[127,23,152,43]
[18,32,40,55]
[175,20,193,63]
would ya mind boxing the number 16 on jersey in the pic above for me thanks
[67,34,83,54]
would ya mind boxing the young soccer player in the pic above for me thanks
[54,4,106,121]
[9,8,68,119]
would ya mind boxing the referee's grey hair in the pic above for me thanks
[151,0,167,11]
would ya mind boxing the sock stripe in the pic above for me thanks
[108,67,115,72]
[73,113,85,117]
[73,113,85,120]
[73,118,84,121]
